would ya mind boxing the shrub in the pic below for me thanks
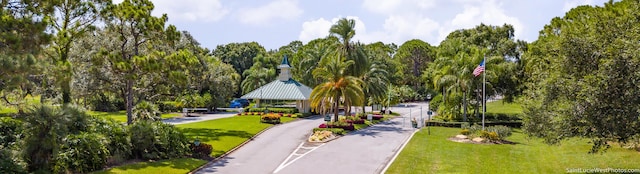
[0,117,22,148]
[90,94,125,112]
[158,101,180,112]
[460,129,471,135]
[191,142,213,159]
[0,147,26,174]
[133,101,162,122]
[486,125,512,140]
[260,113,281,124]
[92,117,131,164]
[129,121,190,160]
[20,105,69,172]
[294,113,313,118]
[480,131,500,141]
[52,132,110,173]
[313,128,346,135]
[468,124,483,135]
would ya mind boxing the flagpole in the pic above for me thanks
[482,56,486,131]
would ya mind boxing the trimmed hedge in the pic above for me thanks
[426,121,522,128]
[247,107,298,114]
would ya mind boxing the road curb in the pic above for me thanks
[189,115,318,174]
[379,128,419,174]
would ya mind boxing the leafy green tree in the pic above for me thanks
[100,0,181,124]
[522,0,640,153]
[0,0,54,106]
[212,42,266,83]
[394,39,435,90]
[443,23,526,102]
[202,58,240,110]
[46,0,110,104]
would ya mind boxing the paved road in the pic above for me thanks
[194,102,432,174]
[196,116,325,174]
[275,103,427,174]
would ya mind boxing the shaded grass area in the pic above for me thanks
[88,111,180,122]
[93,158,207,174]
[387,127,640,174]
[177,116,295,157]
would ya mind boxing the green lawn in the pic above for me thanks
[486,100,523,114]
[96,115,297,173]
[176,115,295,157]
[88,111,181,122]
[93,158,207,174]
[387,127,640,174]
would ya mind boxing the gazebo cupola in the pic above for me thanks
[278,56,292,81]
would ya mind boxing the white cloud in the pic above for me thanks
[360,0,441,45]
[562,0,595,12]
[237,0,303,26]
[298,18,332,43]
[298,16,368,43]
[362,0,436,15]
[437,0,524,42]
[111,0,229,22]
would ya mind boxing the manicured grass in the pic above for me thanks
[486,100,523,114]
[387,127,640,173]
[176,116,296,157]
[88,111,181,122]
[96,115,297,173]
[93,158,207,174]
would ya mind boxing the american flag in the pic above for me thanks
[473,60,484,77]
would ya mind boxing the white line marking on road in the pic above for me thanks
[273,142,325,173]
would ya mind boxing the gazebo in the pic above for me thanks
[240,56,312,113]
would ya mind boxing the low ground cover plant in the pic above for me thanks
[460,124,513,143]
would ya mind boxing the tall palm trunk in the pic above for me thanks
[462,90,468,122]
[334,96,340,122]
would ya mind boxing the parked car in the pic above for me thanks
[229,98,250,108]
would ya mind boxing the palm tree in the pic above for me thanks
[240,63,275,94]
[330,19,369,76]
[432,41,485,122]
[310,55,364,121]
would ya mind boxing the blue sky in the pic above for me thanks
[114,0,608,50]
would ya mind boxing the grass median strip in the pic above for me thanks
[386,127,640,174]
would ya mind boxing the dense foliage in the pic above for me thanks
[521,0,640,152]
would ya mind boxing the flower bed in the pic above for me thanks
[260,113,281,124]
[308,130,334,142]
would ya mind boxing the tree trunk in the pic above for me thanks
[334,97,340,122]
[126,79,134,125]
[62,79,71,104]
[463,90,468,122]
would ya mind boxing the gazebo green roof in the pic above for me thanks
[240,55,312,101]
[240,78,312,100]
